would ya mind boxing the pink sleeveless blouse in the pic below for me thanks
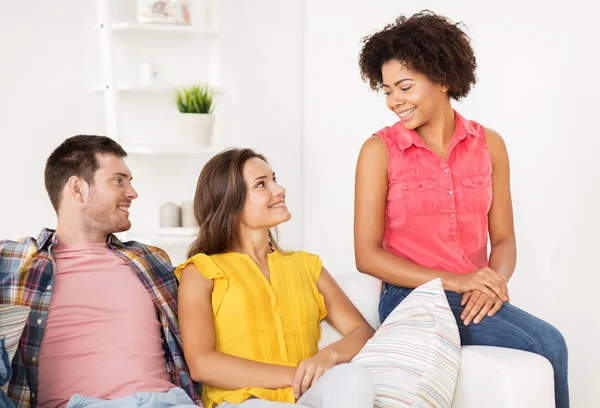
[376,110,492,275]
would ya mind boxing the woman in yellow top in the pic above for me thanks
[176,148,376,408]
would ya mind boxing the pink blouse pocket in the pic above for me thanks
[389,178,442,216]
[460,173,492,213]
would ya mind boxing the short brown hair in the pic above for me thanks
[188,148,281,257]
[358,10,477,100]
[44,135,127,212]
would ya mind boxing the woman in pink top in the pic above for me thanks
[354,11,569,408]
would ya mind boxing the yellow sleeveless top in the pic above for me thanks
[175,251,327,408]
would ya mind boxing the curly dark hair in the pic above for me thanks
[358,10,477,100]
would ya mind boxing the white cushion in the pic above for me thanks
[351,278,460,408]
[452,346,555,408]
[0,305,31,391]
[319,272,380,349]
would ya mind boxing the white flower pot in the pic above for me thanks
[178,113,215,147]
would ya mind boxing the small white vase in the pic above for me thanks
[159,202,181,228]
[181,201,196,228]
[178,113,215,147]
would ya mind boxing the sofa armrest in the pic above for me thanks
[320,274,556,407]
[452,346,555,408]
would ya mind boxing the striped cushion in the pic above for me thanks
[0,305,31,391]
[352,279,460,408]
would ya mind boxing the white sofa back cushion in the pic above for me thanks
[319,272,381,349]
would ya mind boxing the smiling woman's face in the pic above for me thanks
[381,59,449,130]
[239,157,291,231]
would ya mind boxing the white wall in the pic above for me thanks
[0,1,105,239]
[0,0,305,265]
[219,0,305,250]
[304,0,599,406]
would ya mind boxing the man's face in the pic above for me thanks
[81,154,138,235]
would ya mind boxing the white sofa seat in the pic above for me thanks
[454,346,555,408]
[320,272,555,408]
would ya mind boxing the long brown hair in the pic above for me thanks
[187,148,282,257]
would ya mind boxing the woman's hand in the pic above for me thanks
[460,289,504,326]
[292,350,339,399]
[448,267,510,301]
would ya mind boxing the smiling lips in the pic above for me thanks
[118,205,130,214]
[397,107,416,118]
[268,201,286,209]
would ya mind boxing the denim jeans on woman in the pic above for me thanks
[379,283,569,408]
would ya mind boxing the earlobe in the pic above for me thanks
[67,176,84,203]
[440,84,449,93]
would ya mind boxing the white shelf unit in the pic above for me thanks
[127,230,198,247]
[94,0,223,256]
[92,83,225,93]
[108,22,220,35]
[122,144,220,155]
[94,0,222,144]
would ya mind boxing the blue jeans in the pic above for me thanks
[66,387,198,408]
[379,283,569,408]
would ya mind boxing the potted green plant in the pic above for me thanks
[175,84,216,146]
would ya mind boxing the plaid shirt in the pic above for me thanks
[0,229,203,408]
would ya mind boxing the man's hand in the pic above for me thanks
[460,289,504,326]
[292,350,338,399]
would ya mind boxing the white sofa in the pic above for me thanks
[320,273,556,408]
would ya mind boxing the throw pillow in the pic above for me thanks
[0,305,31,393]
[352,278,460,408]
[1,338,16,408]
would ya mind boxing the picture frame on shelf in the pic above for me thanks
[137,0,191,25]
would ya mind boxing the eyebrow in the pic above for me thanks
[252,172,275,183]
[111,172,133,181]
[381,78,412,88]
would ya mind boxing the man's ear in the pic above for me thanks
[439,83,449,93]
[66,176,86,204]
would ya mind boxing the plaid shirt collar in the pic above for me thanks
[34,229,55,251]
[35,229,124,250]
[1,228,202,407]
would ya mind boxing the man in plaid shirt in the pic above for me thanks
[0,136,202,408]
